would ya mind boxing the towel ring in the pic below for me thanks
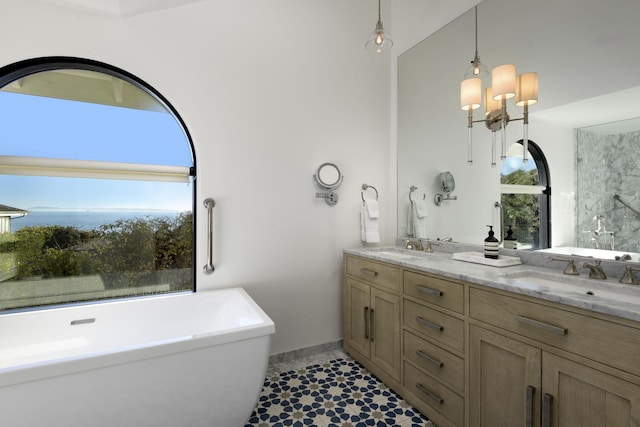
[409,185,425,203]
[361,183,379,202]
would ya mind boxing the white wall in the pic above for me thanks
[0,0,394,355]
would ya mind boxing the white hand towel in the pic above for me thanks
[412,200,427,238]
[414,199,427,218]
[364,198,379,219]
[361,200,380,243]
[360,203,366,241]
[407,202,414,237]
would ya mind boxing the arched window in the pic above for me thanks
[500,140,551,249]
[0,57,195,311]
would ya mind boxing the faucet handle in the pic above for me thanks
[620,265,640,285]
[552,257,579,275]
[424,240,439,253]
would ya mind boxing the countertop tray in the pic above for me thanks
[452,251,522,267]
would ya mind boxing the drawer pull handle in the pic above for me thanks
[364,307,369,339]
[360,268,378,277]
[416,316,444,332]
[543,393,553,427]
[514,315,568,335]
[416,350,444,368]
[415,285,443,297]
[526,385,535,427]
[416,383,444,404]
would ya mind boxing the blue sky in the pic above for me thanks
[501,155,537,176]
[0,91,193,212]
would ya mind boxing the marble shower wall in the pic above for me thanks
[577,129,640,252]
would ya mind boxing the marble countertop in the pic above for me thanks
[345,246,640,323]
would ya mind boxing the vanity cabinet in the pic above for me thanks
[470,287,640,427]
[343,256,401,382]
[343,252,640,427]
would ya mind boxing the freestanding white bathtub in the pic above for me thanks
[0,287,275,427]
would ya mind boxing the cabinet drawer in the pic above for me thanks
[404,361,464,427]
[404,330,464,393]
[346,256,401,292]
[470,287,640,376]
[404,299,464,353]
[404,271,464,314]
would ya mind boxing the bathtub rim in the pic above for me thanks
[0,287,275,388]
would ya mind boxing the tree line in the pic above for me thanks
[0,213,193,290]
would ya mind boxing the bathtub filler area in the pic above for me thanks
[0,288,275,427]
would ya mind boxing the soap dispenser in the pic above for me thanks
[503,225,517,250]
[484,225,499,259]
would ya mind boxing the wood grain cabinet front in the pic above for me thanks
[343,256,401,382]
[469,287,640,427]
[404,270,464,314]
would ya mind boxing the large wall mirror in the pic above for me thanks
[397,0,640,261]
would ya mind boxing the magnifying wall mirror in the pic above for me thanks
[434,171,458,206]
[313,163,343,206]
[314,163,343,190]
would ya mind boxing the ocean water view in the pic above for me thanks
[11,210,186,231]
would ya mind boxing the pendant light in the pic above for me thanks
[463,6,488,79]
[365,0,393,53]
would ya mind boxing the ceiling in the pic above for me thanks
[39,0,206,17]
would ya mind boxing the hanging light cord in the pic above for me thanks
[473,6,479,58]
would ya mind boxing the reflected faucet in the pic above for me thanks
[404,239,424,251]
[583,215,615,250]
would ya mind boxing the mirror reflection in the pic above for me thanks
[397,0,640,261]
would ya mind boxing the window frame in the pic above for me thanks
[500,139,551,249]
[0,57,198,311]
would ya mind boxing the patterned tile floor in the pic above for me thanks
[245,354,435,427]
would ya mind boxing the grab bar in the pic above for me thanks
[203,198,216,274]
[613,194,640,220]
[495,201,503,243]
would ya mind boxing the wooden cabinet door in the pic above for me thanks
[469,325,541,427]
[345,278,370,358]
[542,353,640,426]
[371,287,401,380]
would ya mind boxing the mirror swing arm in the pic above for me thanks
[434,171,458,206]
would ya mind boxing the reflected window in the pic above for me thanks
[0,58,195,311]
[500,140,550,249]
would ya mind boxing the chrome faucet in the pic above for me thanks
[581,259,607,279]
[436,236,453,242]
[583,215,615,250]
[404,239,424,251]
[552,258,579,275]
[619,265,640,285]
[424,240,439,253]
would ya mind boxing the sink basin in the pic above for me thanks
[499,270,640,304]
[371,248,421,260]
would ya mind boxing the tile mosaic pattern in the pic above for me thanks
[245,356,435,427]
